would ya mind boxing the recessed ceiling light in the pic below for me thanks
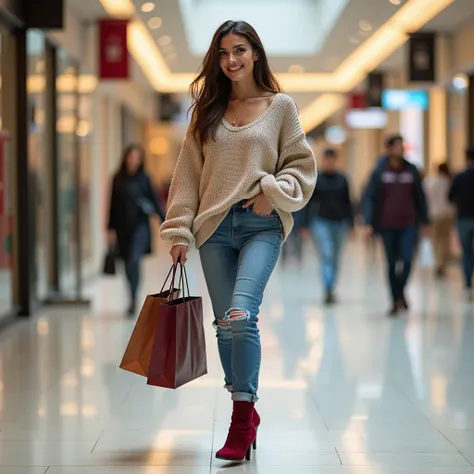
[389,0,401,4]
[148,17,162,29]
[141,2,155,13]
[358,20,373,32]
[157,35,172,47]
[288,64,305,73]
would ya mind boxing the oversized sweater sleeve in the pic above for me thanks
[159,133,203,247]
[260,97,317,212]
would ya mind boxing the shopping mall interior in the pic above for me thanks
[1,0,474,472]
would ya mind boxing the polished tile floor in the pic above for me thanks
[0,235,473,474]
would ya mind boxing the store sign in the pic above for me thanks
[382,89,429,110]
[367,72,384,107]
[408,33,436,83]
[348,92,366,109]
[99,20,129,80]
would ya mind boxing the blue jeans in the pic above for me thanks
[456,218,474,289]
[199,202,282,402]
[310,218,347,293]
[379,226,417,302]
[124,224,149,301]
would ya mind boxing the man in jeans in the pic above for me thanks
[448,148,474,301]
[364,135,429,316]
[306,148,353,304]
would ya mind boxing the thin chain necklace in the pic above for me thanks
[230,97,254,127]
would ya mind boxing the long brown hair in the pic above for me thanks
[116,143,145,180]
[189,20,281,143]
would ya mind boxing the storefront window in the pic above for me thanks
[78,94,93,275]
[56,48,79,292]
[0,27,14,316]
[27,29,48,300]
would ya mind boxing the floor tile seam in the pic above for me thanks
[306,389,330,431]
[460,451,474,467]
[90,430,104,453]
[387,376,474,459]
[384,377,454,438]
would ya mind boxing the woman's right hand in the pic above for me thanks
[170,245,188,266]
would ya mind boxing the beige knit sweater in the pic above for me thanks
[159,93,317,249]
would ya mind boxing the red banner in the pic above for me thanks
[99,19,129,79]
[0,135,12,269]
[348,92,366,109]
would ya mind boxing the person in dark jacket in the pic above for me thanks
[108,144,165,315]
[306,148,353,304]
[363,134,429,316]
[448,147,474,301]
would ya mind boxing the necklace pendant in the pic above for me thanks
[232,118,237,126]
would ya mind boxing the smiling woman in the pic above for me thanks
[159,20,317,465]
[189,20,281,143]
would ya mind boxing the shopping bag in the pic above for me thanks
[103,245,117,275]
[119,266,180,377]
[418,237,435,269]
[147,262,207,389]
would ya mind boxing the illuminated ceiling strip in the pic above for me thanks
[299,94,346,132]
[301,0,454,129]
[100,0,454,129]
[99,0,134,16]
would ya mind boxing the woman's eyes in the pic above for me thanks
[219,48,246,56]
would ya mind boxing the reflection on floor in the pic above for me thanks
[0,237,473,474]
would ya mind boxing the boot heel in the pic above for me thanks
[253,430,257,450]
[245,445,251,461]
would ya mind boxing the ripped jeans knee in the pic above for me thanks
[214,308,251,327]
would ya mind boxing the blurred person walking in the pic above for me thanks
[107,144,165,316]
[423,162,455,278]
[448,148,474,301]
[159,21,316,462]
[306,148,353,304]
[363,135,429,316]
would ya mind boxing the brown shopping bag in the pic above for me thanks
[147,262,207,389]
[119,266,180,377]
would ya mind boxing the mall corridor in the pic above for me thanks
[0,237,473,473]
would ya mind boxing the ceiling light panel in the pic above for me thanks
[141,2,155,12]
[148,17,162,29]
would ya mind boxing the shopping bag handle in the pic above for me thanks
[159,265,175,294]
[177,262,191,302]
[166,258,191,302]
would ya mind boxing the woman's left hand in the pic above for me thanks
[243,193,273,216]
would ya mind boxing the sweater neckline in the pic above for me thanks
[222,93,283,131]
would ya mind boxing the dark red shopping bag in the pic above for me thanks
[147,262,207,389]
[119,266,180,377]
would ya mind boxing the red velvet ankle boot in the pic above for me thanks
[216,401,257,461]
[252,408,260,449]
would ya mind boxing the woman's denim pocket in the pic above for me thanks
[250,206,278,219]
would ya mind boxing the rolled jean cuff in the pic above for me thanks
[224,384,233,393]
[231,392,259,403]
